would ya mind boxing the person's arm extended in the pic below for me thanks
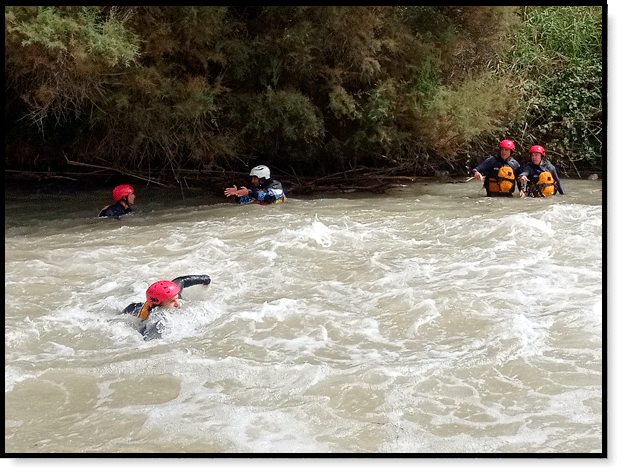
[473,156,495,180]
[172,275,211,292]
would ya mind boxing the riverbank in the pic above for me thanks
[3,168,455,195]
[5,166,602,197]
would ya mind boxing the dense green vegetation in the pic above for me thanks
[508,6,603,169]
[5,6,603,191]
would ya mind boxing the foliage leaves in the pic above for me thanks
[509,6,602,167]
[5,6,603,181]
[5,6,139,129]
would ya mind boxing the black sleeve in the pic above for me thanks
[517,164,529,179]
[473,156,494,175]
[123,302,144,316]
[172,275,211,292]
[549,165,565,195]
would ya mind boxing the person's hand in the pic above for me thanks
[520,191,526,198]
[225,186,250,197]
[518,176,528,182]
[224,186,238,197]
[474,171,484,181]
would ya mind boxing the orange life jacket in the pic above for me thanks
[486,166,515,194]
[537,171,555,196]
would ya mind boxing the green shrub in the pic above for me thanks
[411,72,522,156]
[5,6,139,128]
[9,6,139,67]
[243,88,324,141]
[508,6,602,167]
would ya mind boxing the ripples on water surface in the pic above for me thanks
[5,180,603,454]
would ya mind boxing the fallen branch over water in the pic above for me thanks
[7,158,455,195]
[6,170,78,181]
[64,159,173,188]
[277,165,425,194]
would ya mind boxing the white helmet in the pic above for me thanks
[250,165,270,180]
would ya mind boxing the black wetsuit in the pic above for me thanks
[472,155,522,197]
[99,202,132,219]
[518,160,565,196]
[123,274,211,340]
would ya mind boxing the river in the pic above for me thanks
[5,179,603,454]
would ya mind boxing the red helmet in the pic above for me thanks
[499,140,515,151]
[530,145,545,155]
[146,280,181,307]
[113,184,134,201]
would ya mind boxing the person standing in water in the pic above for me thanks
[472,140,521,197]
[224,165,286,204]
[99,184,135,218]
[123,275,211,340]
[518,145,565,197]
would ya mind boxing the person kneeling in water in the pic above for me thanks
[123,275,211,340]
[224,165,286,204]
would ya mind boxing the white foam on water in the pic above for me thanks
[408,299,441,336]
[5,184,603,453]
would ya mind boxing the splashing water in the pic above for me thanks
[5,180,602,453]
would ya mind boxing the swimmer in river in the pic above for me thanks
[99,184,135,219]
[123,275,211,340]
[224,165,286,204]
